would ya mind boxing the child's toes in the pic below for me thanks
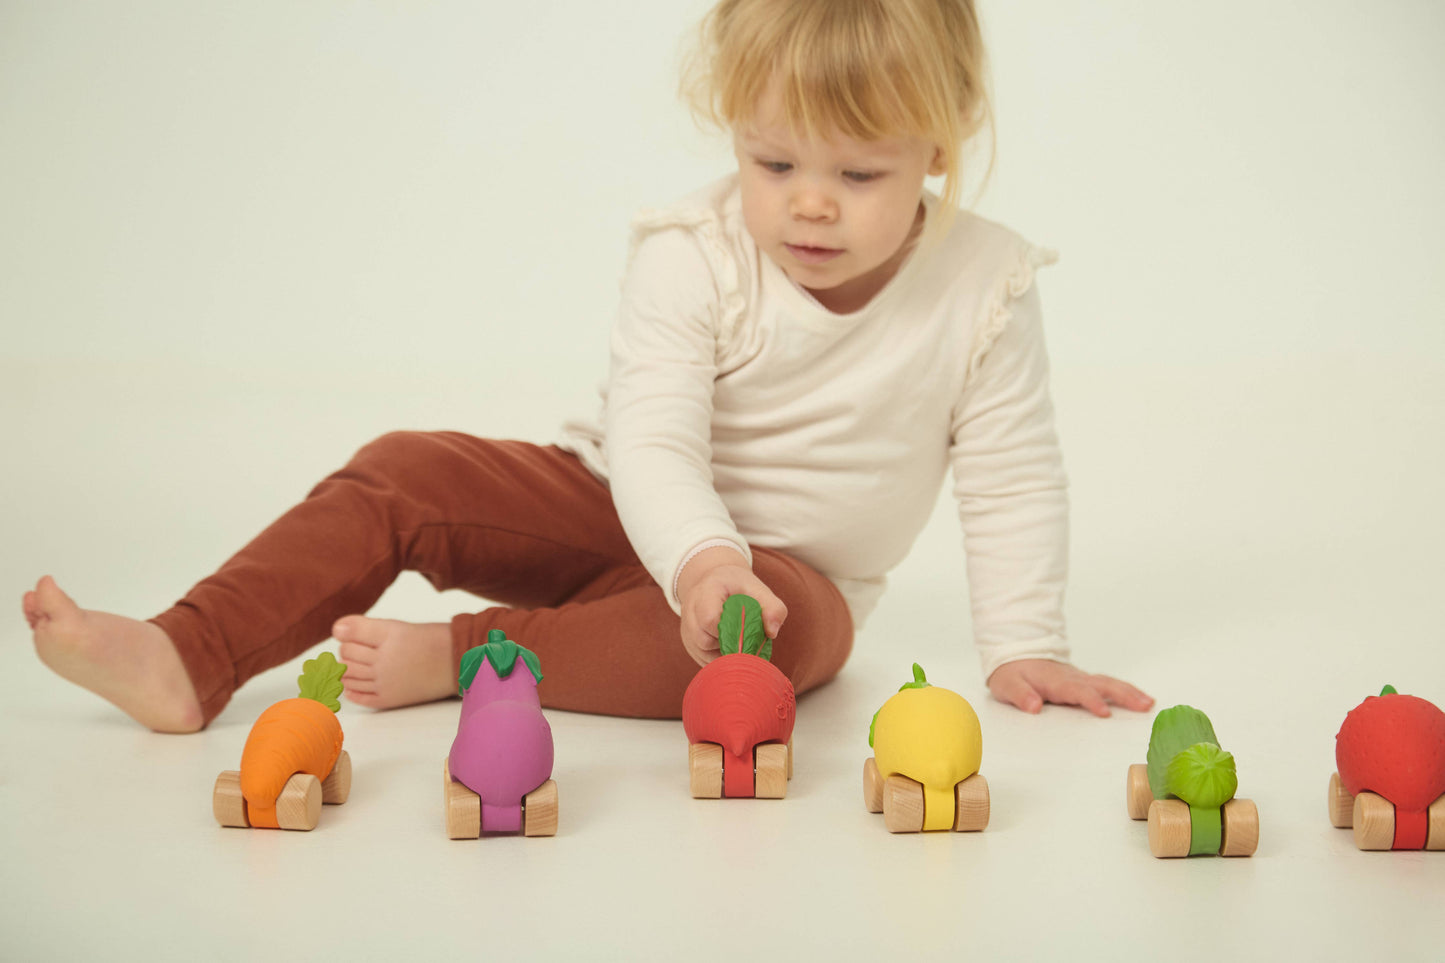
[341,661,377,683]
[22,590,42,627]
[344,686,381,709]
[338,643,377,675]
[333,615,370,643]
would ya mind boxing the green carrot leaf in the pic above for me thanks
[297,651,347,713]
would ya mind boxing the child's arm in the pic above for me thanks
[604,226,783,660]
[950,279,1152,715]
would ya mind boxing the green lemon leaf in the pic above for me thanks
[899,663,931,691]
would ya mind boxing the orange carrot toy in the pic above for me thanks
[213,651,352,831]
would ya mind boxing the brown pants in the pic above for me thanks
[152,433,854,726]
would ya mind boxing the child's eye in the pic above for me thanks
[843,170,880,183]
[758,160,792,174]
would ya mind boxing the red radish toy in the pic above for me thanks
[1329,685,1445,850]
[682,595,795,798]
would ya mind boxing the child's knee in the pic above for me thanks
[755,553,853,692]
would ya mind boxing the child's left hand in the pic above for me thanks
[987,659,1154,717]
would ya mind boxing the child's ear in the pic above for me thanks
[928,146,947,178]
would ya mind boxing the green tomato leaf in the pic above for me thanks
[297,650,347,713]
[1380,684,1398,696]
[1165,742,1238,808]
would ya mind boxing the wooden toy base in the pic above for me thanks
[213,750,351,831]
[862,757,989,833]
[1144,797,1258,858]
[1327,771,1445,851]
[689,739,793,799]
[1127,762,1257,857]
[443,759,558,838]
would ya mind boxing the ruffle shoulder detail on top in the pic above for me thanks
[965,241,1059,376]
[627,199,749,353]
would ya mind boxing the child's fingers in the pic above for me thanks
[989,671,1044,714]
[1056,681,1112,718]
[733,575,787,637]
[1093,675,1154,712]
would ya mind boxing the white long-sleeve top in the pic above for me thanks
[557,175,1070,678]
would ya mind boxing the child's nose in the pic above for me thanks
[789,188,837,222]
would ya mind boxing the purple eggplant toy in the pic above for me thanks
[443,629,558,838]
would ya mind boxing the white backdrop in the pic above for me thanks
[2,3,1442,960]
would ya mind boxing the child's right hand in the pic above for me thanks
[675,546,787,666]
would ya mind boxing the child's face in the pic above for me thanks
[734,89,943,312]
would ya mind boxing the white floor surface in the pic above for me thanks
[3,359,1444,962]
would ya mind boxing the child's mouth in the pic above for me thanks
[785,243,843,265]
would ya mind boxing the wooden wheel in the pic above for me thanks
[689,743,723,799]
[953,773,990,832]
[1427,795,1445,851]
[754,743,788,799]
[213,770,248,828]
[523,779,559,837]
[443,758,481,839]
[1147,799,1191,858]
[1126,764,1152,820]
[321,750,352,805]
[882,774,925,833]
[1327,772,1353,828]
[276,773,322,831]
[1353,791,1394,851]
[786,737,794,780]
[1220,798,1259,857]
[863,757,884,813]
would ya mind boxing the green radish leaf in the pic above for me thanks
[718,595,770,659]
[1165,742,1238,807]
[297,650,347,713]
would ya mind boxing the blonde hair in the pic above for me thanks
[681,0,994,227]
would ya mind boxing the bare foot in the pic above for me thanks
[332,615,455,710]
[24,576,205,733]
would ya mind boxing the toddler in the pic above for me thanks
[24,0,1152,732]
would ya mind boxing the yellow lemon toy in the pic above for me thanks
[864,664,989,833]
